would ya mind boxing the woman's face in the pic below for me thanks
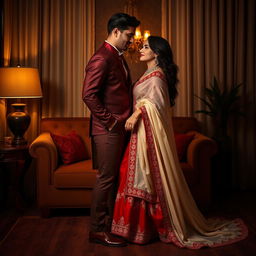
[139,40,156,62]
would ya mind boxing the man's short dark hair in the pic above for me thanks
[107,13,140,34]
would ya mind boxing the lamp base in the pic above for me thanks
[7,103,31,145]
[11,136,28,146]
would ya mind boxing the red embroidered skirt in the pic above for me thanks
[111,143,169,244]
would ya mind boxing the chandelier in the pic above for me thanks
[124,0,151,61]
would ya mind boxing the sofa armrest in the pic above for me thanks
[185,131,217,207]
[186,131,217,169]
[29,133,58,184]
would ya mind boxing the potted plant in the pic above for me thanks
[195,76,244,142]
[195,76,244,193]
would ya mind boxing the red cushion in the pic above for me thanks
[50,130,88,164]
[174,133,194,161]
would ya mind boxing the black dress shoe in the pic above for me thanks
[89,231,127,247]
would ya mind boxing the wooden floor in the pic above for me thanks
[0,190,256,256]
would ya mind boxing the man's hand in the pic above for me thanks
[107,119,117,131]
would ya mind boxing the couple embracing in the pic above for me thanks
[82,13,247,248]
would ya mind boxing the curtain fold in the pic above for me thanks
[40,0,94,118]
[1,0,94,142]
[162,0,256,189]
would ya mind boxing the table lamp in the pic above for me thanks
[0,67,43,145]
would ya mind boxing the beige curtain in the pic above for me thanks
[41,0,94,118]
[162,0,256,189]
[1,0,94,142]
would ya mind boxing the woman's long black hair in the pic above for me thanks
[147,36,178,106]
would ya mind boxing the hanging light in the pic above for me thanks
[124,0,151,61]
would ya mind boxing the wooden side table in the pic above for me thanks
[0,142,32,210]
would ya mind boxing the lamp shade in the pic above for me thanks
[0,67,43,98]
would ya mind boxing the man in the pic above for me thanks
[82,13,140,247]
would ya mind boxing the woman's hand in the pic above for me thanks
[125,109,142,131]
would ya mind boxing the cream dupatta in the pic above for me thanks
[126,71,247,248]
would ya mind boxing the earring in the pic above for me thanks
[155,57,159,66]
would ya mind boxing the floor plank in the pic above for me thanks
[0,190,255,256]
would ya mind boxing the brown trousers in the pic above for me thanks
[90,130,126,232]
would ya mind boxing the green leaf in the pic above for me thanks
[194,76,244,133]
[194,95,214,112]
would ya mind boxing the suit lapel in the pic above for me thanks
[118,55,128,80]
[103,42,129,83]
[120,55,132,88]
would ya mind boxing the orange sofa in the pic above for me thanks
[29,117,217,217]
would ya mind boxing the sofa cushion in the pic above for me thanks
[53,160,97,189]
[41,117,92,158]
[51,130,89,164]
[174,133,194,161]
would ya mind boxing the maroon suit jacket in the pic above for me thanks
[82,42,132,135]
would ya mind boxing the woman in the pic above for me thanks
[111,36,247,248]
